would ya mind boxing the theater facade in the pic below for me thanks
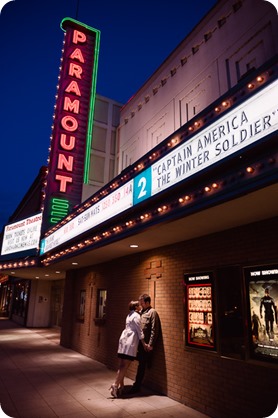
[0,1,277,417]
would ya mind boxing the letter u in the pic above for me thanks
[60,133,76,150]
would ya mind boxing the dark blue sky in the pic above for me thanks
[0,0,217,231]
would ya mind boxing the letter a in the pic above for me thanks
[70,48,85,63]
[65,80,81,96]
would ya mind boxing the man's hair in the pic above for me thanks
[128,300,140,311]
[139,294,151,304]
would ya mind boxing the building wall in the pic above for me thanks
[82,94,123,201]
[117,0,278,172]
[61,216,278,418]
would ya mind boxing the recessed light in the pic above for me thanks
[130,244,138,248]
[72,262,78,265]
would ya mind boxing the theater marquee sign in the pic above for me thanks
[40,77,278,254]
[42,18,100,231]
[134,78,278,199]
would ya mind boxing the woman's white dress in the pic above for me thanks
[117,310,144,358]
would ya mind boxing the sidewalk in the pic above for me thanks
[0,319,211,418]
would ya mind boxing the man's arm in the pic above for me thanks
[149,309,160,347]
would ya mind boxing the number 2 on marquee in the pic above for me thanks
[133,167,152,205]
[138,176,147,199]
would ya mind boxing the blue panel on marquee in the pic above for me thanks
[133,167,152,205]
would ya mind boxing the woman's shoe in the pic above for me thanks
[109,384,118,398]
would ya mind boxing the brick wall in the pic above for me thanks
[61,216,278,418]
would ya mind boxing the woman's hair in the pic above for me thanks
[128,300,140,311]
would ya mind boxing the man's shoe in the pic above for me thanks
[128,385,140,394]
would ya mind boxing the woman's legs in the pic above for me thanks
[115,358,131,387]
[110,358,132,397]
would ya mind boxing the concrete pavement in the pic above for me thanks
[0,318,211,418]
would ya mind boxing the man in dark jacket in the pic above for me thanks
[130,293,160,393]
[260,287,277,340]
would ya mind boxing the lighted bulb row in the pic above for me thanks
[43,181,221,264]
[42,157,273,265]
[43,36,67,219]
[43,67,272,237]
[114,72,269,183]
[0,259,36,270]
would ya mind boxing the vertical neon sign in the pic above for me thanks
[42,18,100,232]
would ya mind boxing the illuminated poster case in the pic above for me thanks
[245,264,278,362]
[184,271,215,350]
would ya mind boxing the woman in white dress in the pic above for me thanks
[110,300,147,397]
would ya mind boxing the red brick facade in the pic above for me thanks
[61,216,278,418]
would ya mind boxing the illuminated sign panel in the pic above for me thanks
[40,78,277,255]
[43,18,100,231]
[1,213,42,256]
[142,79,278,199]
[41,181,133,253]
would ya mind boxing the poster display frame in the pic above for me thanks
[184,271,216,350]
[244,263,278,363]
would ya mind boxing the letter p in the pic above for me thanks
[73,30,86,44]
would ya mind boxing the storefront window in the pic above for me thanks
[12,280,30,320]
[97,289,107,319]
[77,289,86,322]
[0,281,12,317]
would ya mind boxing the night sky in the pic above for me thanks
[0,0,218,231]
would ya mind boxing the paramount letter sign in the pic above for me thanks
[42,18,100,232]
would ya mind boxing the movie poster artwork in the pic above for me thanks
[245,265,278,361]
[184,272,215,349]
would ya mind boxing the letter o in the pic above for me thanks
[222,139,230,152]
[61,115,78,132]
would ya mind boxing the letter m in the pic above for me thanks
[63,97,80,114]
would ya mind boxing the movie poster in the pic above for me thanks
[245,265,278,361]
[184,271,215,349]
